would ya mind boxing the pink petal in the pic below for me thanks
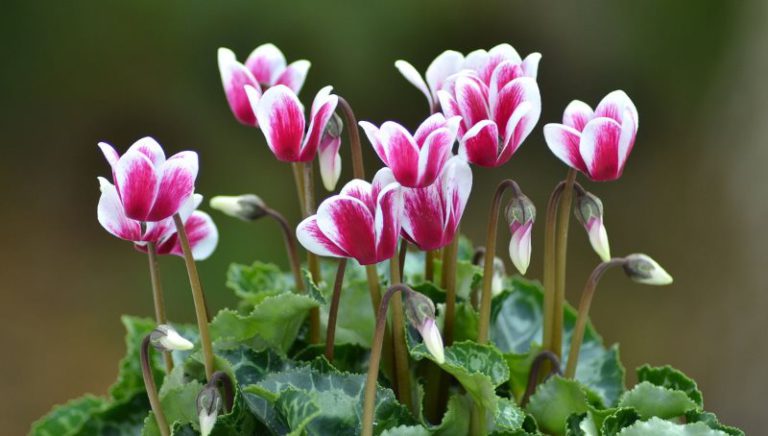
[359,121,386,164]
[441,157,472,233]
[594,90,638,127]
[395,60,433,109]
[146,151,198,222]
[459,120,500,167]
[144,194,201,243]
[125,137,166,168]
[413,113,449,146]
[617,109,638,174]
[296,216,348,258]
[543,124,588,173]
[245,43,287,85]
[509,221,533,274]
[114,150,159,221]
[580,117,623,181]
[97,142,120,167]
[463,49,489,73]
[378,122,421,187]
[170,211,219,260]
[425,50,464,97]
[371,167,397,205]
[563,100,594,132]
[218,48,260,126]
[339,179,374,211]
[498,101,535,165]
[301,86,338,161]
[436,91,464,134]
[455,76,490,128]
[480,43,522,84]
[255,85,307,162]
[521,53,542,79]
[96,177,141,241]
[489,61,525,105]
[401,185,445,251]
[373,183,404,261]
[274,60,311,94]
[491,77,540,136]
[416,127,455,187]
[318,135,342,191]
[316,195,377,265]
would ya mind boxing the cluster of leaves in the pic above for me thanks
[32,239,743,435]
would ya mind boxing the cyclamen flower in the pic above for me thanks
[97,178,218,260]
[391,156,472,251]
[251,85,338,162]
[544,90,639,181]
[396,43,541,113]
[318,113,344,191]
[359,113,461,188]
[218,44,310,126]
[504,190,536,275]
[296,169,403,265]
[98,137,198,222]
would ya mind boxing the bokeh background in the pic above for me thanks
[2,0,766,433]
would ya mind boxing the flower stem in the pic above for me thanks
[477,180,520,344]
[552,169,578,359]
[564,258,626,379]
[292,163,307,217]
[141,335,170,436]
[520,351,562,407]
[173,213,214,380]
[145,242,173,374]
[389,254,415,414]
[365,264,394,383]
[337,96,365,180]
[302,162,322,344]
[362,284,412,436]
[325,258,348,361]
[398,241,408,279]
[471,403,486,436]
[263,206,305,293]
[542,182,566,354]
[425,250,435,283]
[441,233,459,346]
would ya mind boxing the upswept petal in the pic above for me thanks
[126,136,166,169]
[218,48,260,126]
[543,124,588,173]
[147,151,198,221]
[480,43,522,84]
[318,135,342,191]
[459,120,500,167]
[497,101,534,164]
[301,86,338,161]
[441,157,473,227]
[413,113,449,145]
[143,193,202,243]
[594,90,638,127]
[489,61,525,104]
[97,177,141,241]
[274,60,311,94]
[394,60,432,108]
[401,184,445,251]
[97,142,120,167]
[296,216,348,258]
[563,100,594,131]
[521,52,542,79]
[317,195,377,265]
[245,43,287,85]
[580,117,623,181]
[373,182,404,261]
[168,211,219,260]
[114,149,159,221]
[378,122,420,187]
[617,109,637,173]
[255,85,306,162]
[371,167,397,204]
[339,179,373,211]
[436,91,463,133]
[455,76,490,128]
[463,49,489,72]
[416,126,455,187]
[425,50,464,96]
[491,77,540,134]
[359,121,386,161]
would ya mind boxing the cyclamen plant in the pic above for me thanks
[32,43,744,436]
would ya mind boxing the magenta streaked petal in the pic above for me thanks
[521,52,542,79]
[436,91,463,133]
[459,120,500,167]
[245,43,287,85]
[255,85,307,162]
[301,86,338,161]
[274,60,311,94]
[359,121,387,164]
[497,101,535,164]
[169,211,219,260]
[413,113,449,146]
[480,43,522,84]
[126,137,166,168]
[463,49,489,72]
[146,151,198,222]
[371,167,397,205]
[425,50,464,97]
[114,150,159,221]
[373,183,404,261]
[97,177,142,241]
[617,109,637,174]
[97,142,120,167]
[401,185,445,251]
[594,90,638,126]
[455,76,489,127]
[580,117,623,181]
[491,77,540,135]
[296,216,348,258]
[318,135,342,191]
[543,123,588,173]
[317,195,377,265]
[416,127,455,187]
[395,60,433,108]
[441,156,472,229]
[339,179,373,210]
[489,61,525,104]
[218,48,261,126]
[379,122,420,187]
[144,193,202,243]
[563,100,594,131]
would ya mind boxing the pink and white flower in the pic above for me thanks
[252,85,339,163]
[296,169,403,265]
[505,190,536,275]
[318,114,343,191]
[218,45,310,127]
[392,156,472,251]
[543,90,639,182]
[98,137,198,222]
[97,178,218,260]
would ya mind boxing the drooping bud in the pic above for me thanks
[473,250,506,297]
[318,112,343,191]
[196,386,222,436]
[209,194,268,221]
[404,290,445,363]
[574,190,611,261]
[622,254,673,286]
[505,191,536,275]
[149,324,194,352]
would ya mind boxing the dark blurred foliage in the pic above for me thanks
[1,0,766,434]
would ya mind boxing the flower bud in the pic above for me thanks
[623,254,673,286]
[196,386,222,436]
[574,190,611,261]
[318,113,344,191]
[404,290,445,363]
[505,192,535,275]
[473,250,506,297]
[209,194,268,221]
[149,325,194,352]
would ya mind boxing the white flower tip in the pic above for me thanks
[197,386,221,436]
[217,47,235,63]
[199,410,217,436]
[623,254,674,286]
[210,194,266,221]
[422,320,445,364]
[509,225,533,275]
[589,222,611,262]
[151,324,194,351]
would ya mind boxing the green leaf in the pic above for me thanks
[293,343,370,374]
[142,379,204,436]
[526,376,590,436]
[432,394,472,436]
[274,387,321,436]
[111,316,165,402]
[319,276,375,347]
[77,393,153,435]
[437,301,479,344]
[613,417,730,435]
[565,412,589,436]
[618,382,698,419]
[600,407,641,436]
[30,395,107,436]
[684,411,744,436]
[381,425,431,436]
[493,396,527,433]
[226,261,291,303]
[637,365,703,407]
[433,258,483,301]
[490,280,625,406]
[503,346,541,402]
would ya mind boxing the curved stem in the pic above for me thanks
[173,214,214,380]
[207,371,235,413]
[263,207,305,293]
[362,284,412,436]
[542,182,566,353]
[141,335,170,436]
[146,242,173,373]
[520,351,562,407]
[337,96,365,180]
[303,162,322,344]
[552,169,578,359]
[477,180,521,344]
[325,259,348,361]
[389,254,414,414]
[365,264,394,382]
[564,258,626,378]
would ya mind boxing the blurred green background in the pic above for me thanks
[2,0,765,433]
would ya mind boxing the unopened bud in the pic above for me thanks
[210,194,268,221]
[149,325,193,352]
[404,290,445,363]
[505,192,535,275]
[623,254,673,286]
[196,386,222,436]
[325,112,344,138]
[475,251,507,296]
[574,190,611,261]
[319,113,344,192]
